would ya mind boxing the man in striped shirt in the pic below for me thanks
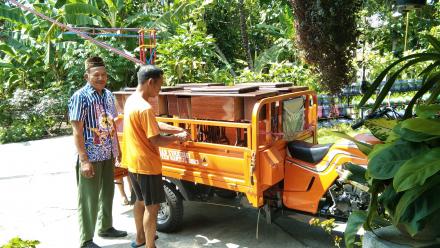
[68,56,127,248]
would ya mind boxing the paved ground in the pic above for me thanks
[0,136,336,248]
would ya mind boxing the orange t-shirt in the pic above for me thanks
[121,93,162,175]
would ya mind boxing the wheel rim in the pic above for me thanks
[157,199,170,225]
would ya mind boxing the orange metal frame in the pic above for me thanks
[118,90,319,208]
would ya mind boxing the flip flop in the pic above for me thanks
[130,235,158,247]
[130,241,145,248]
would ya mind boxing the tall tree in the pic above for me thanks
[238,0,253,71]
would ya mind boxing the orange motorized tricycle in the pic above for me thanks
[114,84,370,232]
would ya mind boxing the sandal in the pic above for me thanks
[130,241,145,248]
[130,235,158,247]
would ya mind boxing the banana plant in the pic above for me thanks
[359,35,440,119]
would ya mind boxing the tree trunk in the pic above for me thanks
[238,0,253,71]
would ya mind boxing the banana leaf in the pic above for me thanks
[0,5,26,25]
[64,3,106,18]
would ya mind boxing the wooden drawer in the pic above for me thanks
[191,96,243,121]
[148,95,168,116]
[167,96,192,119]
[114,91,168,116]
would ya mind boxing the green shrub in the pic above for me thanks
[1,237,40,248]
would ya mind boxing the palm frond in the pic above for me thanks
[371,57,435,112]
[359,53,440,108]
[404,71,440,118]
[426,35,440,52]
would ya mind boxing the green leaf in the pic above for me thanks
[359,53,440,108]
[254,42,286,73]
[368,140,430,180]
[404,71,440,119]
[426,35,440,52]
[0,44,16,58]
[45,42,55,66]
[393,122,438,142]
[344,211,367,248]
[415,104,440,119]
[345,162,367,185]
[45,16,63,41]
[393,174,440,227]
[104,0,117,12]
[396,178,440,236]
[64,14,100,26]
[0,5,26,25]
[427,83,440,105]
[401,118,440,136]
[0,63,14,68]
[64,3,106,20]
[393,148,440,192]
[372,57,433,113]
[364,118,398,141]
[331,131,373,155]
[417,61,440,80]
[365,182,381,231]
[55,0,67,9]
[378,185,401,216]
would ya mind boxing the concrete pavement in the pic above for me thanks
[0,136,335,248]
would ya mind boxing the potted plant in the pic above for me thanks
[342,35,440,247]
[343,108,440,247]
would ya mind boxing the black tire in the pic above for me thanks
[157,183,184,233]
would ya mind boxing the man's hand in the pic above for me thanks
[80,161,95,178]
[175,131,189,142]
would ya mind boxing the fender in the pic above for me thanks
[283,141,367,214]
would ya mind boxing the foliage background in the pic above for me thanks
[0,0,439,143]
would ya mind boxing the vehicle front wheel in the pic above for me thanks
[157,183,184,233]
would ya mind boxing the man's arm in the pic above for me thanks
[113,116,122,163]
[149,132,188,147]
[71,121,94,178]
[158,122,185,134]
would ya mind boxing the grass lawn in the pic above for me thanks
[317,123,368,144]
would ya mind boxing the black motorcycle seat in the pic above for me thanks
[287,140,333,164]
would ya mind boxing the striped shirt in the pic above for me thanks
[68,83,119,162]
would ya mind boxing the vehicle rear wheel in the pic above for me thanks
[157,183,184,233]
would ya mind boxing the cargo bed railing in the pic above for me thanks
[156,117,252,152]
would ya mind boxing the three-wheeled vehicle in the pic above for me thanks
[114,84,369,232]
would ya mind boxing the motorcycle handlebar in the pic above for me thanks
[351,120,365,130]
[351,107,394,130]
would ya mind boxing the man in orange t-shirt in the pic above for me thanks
[122,65,188,248]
